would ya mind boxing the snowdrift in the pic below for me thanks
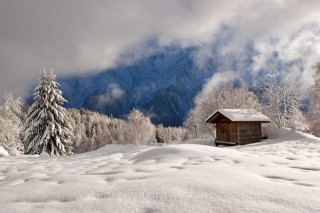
[0,129,319,212]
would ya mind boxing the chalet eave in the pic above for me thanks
[206,112,271,124]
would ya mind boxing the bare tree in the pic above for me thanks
[125,109,154,145]
[308,62,320,136]
[183,109,198,139]
[185,83,262,138]
[259,78,307,130]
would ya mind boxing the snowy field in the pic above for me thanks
[0,129,320,213]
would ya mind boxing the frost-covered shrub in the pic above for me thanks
[155,125,186,144]
[124,109,154,145]
[0,93,25,155]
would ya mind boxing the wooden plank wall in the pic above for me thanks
[216,123,238,142]
[216,123,227,141]
[229,123,238,142]
[238,122,262,145]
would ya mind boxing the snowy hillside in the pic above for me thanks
[1,129,319,212]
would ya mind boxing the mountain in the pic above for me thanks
[50,37,306,127]
[57,36,306,127]
[58,46,214,126]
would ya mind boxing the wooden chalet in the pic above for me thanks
[206,109,270,146]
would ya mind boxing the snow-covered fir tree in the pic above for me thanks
[23,69,73,156]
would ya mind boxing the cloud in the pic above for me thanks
[96,83,125,108]
[1,0,320,100]
[202,71,239,94]
[193,24,320,93]
[251,25,320,91]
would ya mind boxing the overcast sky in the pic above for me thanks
[1,0,320,100]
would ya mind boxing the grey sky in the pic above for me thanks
[1,0,320,99]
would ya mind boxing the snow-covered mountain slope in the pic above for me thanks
[52,36,309,126]
[58,47,214,126]
[32,27,315,126]
[1,129,319,212]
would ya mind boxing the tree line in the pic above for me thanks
[0,70,186,155]
[1,63,320,156]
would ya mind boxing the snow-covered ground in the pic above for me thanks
[0,129,319,212]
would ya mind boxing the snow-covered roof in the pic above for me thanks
[206,109,271,123]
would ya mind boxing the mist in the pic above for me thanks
[1,0,320,100]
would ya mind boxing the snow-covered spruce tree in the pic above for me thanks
[23,69,73,156]
[308,62,320,136]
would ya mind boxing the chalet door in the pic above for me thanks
[226,125,230,141]
[229,123,237,142]
[222,124,230,142]
[217,123,234,142]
